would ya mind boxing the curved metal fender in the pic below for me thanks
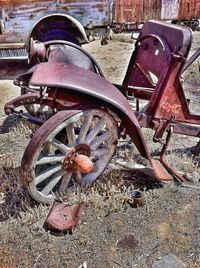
[29,62,151,161]
[27,13,89,46]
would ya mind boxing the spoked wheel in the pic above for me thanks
[22,109,119,203]
[179,19,199,31]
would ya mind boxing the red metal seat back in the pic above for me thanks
[123,20,192,90]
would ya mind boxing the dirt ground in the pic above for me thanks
[0,31,199,268]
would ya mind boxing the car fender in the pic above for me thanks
[29,62,151,161]
[27,13,89,46]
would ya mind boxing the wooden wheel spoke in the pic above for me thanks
[41,169,64,195]
[91,148,109,158]
[51,138,70,154]
[90,131,112,150]
[36,105,46,114]
[66,123,76,147]
[59,172,73,194]
[85,118,106,145]
[83,159,103,185]
[35,164,62,185]
[26,109,118,203]
[36,155,64,165]
[75,171,82,184]
[77,115,93,144]
[32,104,40,113]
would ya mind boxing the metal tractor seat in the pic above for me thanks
[123,20,192,91]
[48,44,95,72]
[28,38,103,75]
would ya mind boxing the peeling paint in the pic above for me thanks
[0,0,199,45]
[161,0,179,20]
[114,0,200,24]
[0,0,112,43]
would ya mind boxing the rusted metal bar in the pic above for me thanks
[114,84,154,100]
[182,48,200,74]
[12,110,45,126]
[159,126,189,182]
[0,43,25,49]
[4,92,40,115]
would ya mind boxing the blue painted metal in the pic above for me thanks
[0,0,112,44]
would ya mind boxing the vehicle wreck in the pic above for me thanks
[3,17,200,203]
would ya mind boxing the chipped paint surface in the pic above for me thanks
[178,0,200,20]
[114,0,200,23]
[161,0,179,20]
[0,0,199,45]
[0,0,112,43]
[162,0,200,20]
[114,0,161,23]
[114,0,143,23]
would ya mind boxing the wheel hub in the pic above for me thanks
[63,144,93,173]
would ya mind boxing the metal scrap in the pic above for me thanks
[44,201,85,232]
[129,190,145,207]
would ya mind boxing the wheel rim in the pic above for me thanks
[25,109,118,203]
[180,20,199,30]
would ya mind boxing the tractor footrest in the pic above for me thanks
[152,159,173,181]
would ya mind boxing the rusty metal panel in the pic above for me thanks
[60,0,112,27]
[114,0,199,23]
[114,0,161,24]
[162,0,200,20]
[0,0,112,44]
[178,0,200,20]
[142,0,161,20]
[113,0,143,24]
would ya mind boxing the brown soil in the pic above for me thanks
[0,33,199,268]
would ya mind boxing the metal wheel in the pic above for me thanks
[22,109,119,203]
[179,20,199,31]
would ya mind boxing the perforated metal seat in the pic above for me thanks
[123,20,192,89]
[48,44,95,72]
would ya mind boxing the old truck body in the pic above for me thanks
[3,19,200,204]
[0,0,199,48]
[0,0,112,44]
[0,0,199,79]
[0,0,112,79]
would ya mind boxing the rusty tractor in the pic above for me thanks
[4,19,200,203]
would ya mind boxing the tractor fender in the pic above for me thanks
[27,13,89,46]
[29,62,151,161]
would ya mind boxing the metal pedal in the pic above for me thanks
[151,159,173,181]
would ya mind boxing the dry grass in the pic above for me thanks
[0,164,199,267]
[111,33,134,43]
